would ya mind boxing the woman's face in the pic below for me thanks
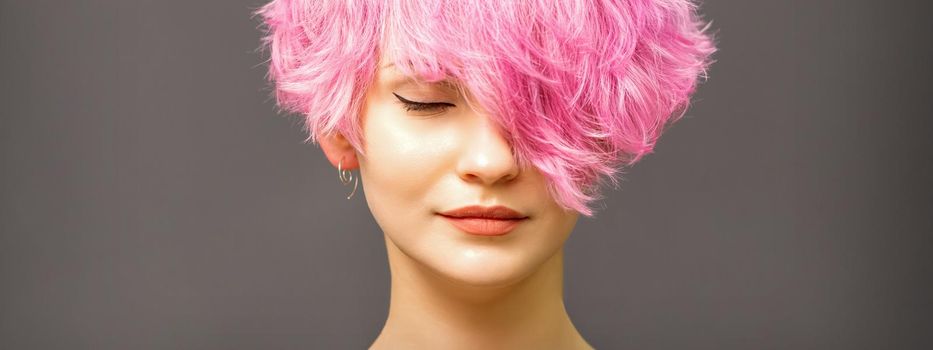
[353,54,579,287]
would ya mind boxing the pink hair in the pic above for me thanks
[254,0,717,217]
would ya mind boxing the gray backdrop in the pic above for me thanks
[1,0,931,349]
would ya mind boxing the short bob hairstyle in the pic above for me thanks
[255,0,716,217]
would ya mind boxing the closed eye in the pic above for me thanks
[393,92,456,112]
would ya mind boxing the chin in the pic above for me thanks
[424,248,544,288]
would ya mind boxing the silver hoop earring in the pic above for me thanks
[338,158,359,200]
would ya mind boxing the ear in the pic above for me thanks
[318,132,359,170]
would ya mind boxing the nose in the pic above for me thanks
[455,113,521,186]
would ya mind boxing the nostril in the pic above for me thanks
[457,153,521,186]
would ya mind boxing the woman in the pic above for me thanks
[255,0,715,348]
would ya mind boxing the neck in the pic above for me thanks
[369,234,592,350]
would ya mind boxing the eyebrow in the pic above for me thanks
[382,72,418,90]
[382,68,459,92]
[378,60,462,94]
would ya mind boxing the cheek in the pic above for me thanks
[359,111,454,214]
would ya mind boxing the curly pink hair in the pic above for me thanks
[254,0,717,216]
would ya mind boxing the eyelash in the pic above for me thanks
[393,92,456,113]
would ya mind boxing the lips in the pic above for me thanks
[437,205,528,236]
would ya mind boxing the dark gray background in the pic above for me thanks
[1,0,930,349]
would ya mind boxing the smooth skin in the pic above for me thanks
[318,51,593,350]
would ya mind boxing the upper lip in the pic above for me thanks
[437,205,529,220]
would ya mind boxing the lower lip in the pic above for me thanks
[439,215,526,236]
